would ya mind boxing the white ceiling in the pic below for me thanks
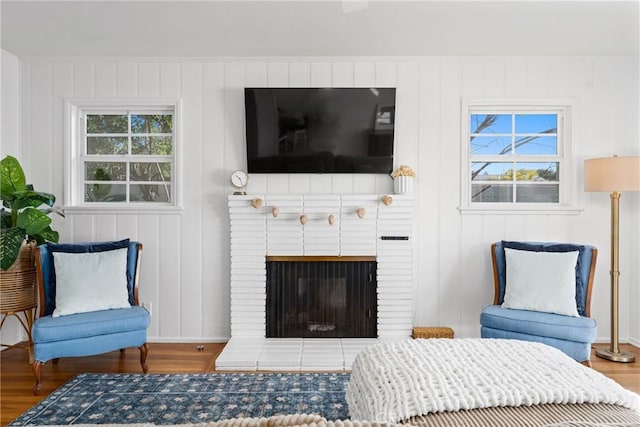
[1,1,638,58]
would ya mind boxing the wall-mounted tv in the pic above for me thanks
[245,88,396,174]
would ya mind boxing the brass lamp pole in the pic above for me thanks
[584,155,640,363]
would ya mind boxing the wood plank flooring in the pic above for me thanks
[1,342,638,425]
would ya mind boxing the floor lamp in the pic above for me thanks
[584,155,640,363]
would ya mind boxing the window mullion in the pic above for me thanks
[511,160,516,204]
[80,113,88,205]
[511,114,516,203]
[511,113,516,155]
[127,111,132,203]
[128,111,133,156]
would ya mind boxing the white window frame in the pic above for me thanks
[64,98,182,214]
[460,98,581,215]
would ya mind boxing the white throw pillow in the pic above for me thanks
[502,248,580,317]
[52,248,131,317]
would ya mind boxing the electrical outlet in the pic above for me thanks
[141,302,152,316]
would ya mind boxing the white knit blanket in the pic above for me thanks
[346,338,640,423]
[39,414,402,427]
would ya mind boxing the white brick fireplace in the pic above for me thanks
[215,194,414,370]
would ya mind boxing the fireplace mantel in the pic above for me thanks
[227,194,414,341]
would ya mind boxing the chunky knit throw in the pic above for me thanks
[346,338,640,423]
[42,414,403,427]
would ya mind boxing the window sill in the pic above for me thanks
[458,205,583,215]
[63,205,183,215]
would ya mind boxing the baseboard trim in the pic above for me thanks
[147,336,230,344]
[595,337,634,344]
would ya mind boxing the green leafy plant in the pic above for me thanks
[0,155,63,270]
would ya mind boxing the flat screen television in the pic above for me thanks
[245,88,396,174]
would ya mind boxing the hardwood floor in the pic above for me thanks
[1,342,638,425]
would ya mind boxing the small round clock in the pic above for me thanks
[230,170,249,195]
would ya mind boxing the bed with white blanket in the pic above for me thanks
[346,338,640,427]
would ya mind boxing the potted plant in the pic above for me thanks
[1,155,63,271]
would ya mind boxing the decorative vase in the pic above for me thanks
[394,176,414,194]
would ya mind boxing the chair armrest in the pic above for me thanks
[490,243,500,305]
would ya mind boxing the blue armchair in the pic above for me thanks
[31,240,150,394]
[480,241,598,365]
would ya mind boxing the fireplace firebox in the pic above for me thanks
[266,257,377,338]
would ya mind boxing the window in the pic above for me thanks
[65,99,181,212]
[461,100,579,213]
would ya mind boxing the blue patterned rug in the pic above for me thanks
[10,372,351,426]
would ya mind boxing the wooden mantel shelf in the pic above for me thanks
[266,256,376,262]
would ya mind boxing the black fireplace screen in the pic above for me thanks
[266,260,377,338]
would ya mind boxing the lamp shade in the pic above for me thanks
[584,156,640,192]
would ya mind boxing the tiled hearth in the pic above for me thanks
[216,194,414,371]
[216,338,379,371]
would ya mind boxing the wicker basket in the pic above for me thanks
[0,241,37,313]
[412,327,454,339]
[0,269,37,312]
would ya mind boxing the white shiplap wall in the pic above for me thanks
[0,50,25,346]
[10,56,640,345]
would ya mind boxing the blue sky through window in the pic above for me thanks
[515,114,557,133]
[470,114,511,134]
[470,113,558,155]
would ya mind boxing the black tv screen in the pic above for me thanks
[245,88,395,174]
